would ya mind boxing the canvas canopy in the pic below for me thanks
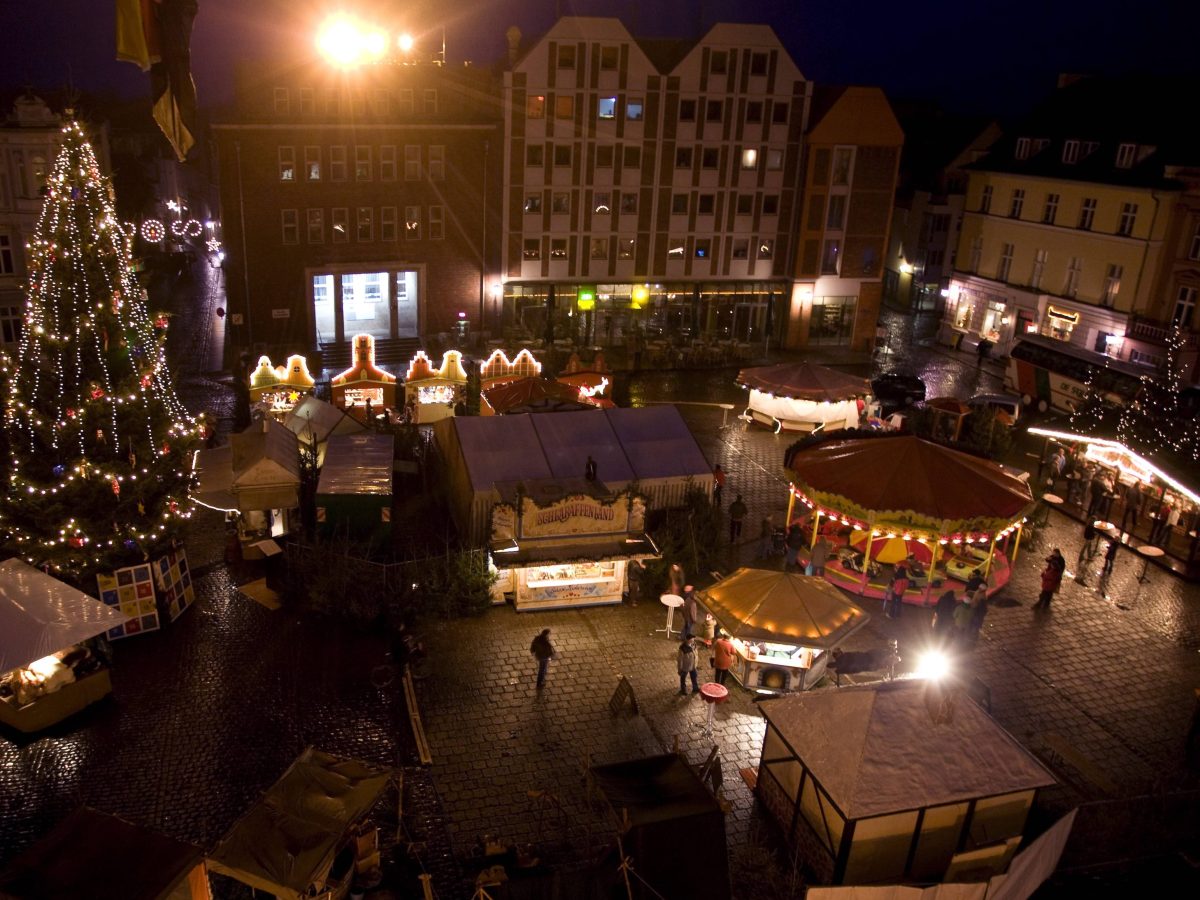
[0,560,129,672]
[207,748,391,900]
[738,362,870,400]
[762,680,1056,820]
[283,395,365,446]
[0,806,205,900]
[698,568,870,647]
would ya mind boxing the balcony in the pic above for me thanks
[1128,314,1199,349]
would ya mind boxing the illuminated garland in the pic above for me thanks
[0,121,203,580]
[1116,326,1198,462]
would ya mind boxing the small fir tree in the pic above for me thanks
[1,120,201,581]
[1117,326,1194,459]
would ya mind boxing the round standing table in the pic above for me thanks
[699,682,729,738]
[1136,545,1165,583]
[657,594,683,638]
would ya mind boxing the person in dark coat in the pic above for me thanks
[530,629,555,689]
[677,637,700,695]
[933,590,958,645]
[784,524,805,570]
[584,455,597,481]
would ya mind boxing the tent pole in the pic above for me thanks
[786,485,796,529]
[810,509,821,549]
[1012,523,1023,563]
[983,535,998,580]
[924,540,940,605]
[859,523,874,595]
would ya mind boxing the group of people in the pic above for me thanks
[675,629,736,695]
[932,571,990,646]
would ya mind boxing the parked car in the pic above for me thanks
[871,372,926,409]
[969,393,1022,425]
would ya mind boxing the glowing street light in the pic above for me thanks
[397,33,415,53]
[316,15,388,67]
[914,649,951,681]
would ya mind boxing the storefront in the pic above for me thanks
[403,349,468,424]
[309,267,422,346]
[248,353,316,418]
[330,334,397,422]
[489,481,657,612]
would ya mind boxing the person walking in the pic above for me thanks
[1075,520,1099,585]
[784,523,805,570]
[728,494,748,543]
[968,584,989,644]
[1102,537,1119,577]
[680,585,698,639]
[626,558,645,607]
[1158,503,1181,549]
[677,636,700,695]
[530,628,555,689]
[669,562,686,598]
[810,535,831,577]
[1033,549,1065,610]
[933,590,958,647]
[953,594,975,645]
[584,454,598,482]
[712,464,726,506]
[757,513,775,558]
[1118,481,1142,537]
[712,630,735,686]
[884,562,909,619]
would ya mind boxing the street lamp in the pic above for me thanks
[316,15,387,67]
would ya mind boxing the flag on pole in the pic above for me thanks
[116,0,199,162]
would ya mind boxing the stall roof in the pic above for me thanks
[482,376,595,415]
[206,748,391,900]
[283,396,365,445]
[0,560,129,672]
[698,568,870,647]
[604,406,712,481]
[0,806,202,900]
[231,420,301,490]
[590,753,723,828]
[534,410,636,482]
[317,433,394,496]
[737,362,870,401]
[762,680,1056,820]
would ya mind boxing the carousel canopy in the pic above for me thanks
[483,376,596,415]
[698,568,870,647]
[787,435,1034,526]
[737,362,870,401]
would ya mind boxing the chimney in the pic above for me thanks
[506,26,522,68]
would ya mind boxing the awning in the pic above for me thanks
[737,362,870,401]
[491,533,658,566]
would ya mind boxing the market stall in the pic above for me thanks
[0,559,128,733]
[404,349,468,424]
[331,333,397,422]
[316,433,394,541]
[927,397,971,441]
[737,362,871,434]
[481,376,599,416]
[697,568,870,693]
[248,353,316,417]
[489,480,657,611]
[282,394,365,467]
[435,406,713,543]
[0,806,211,900]
[557,351,615,408]
[207,748,392,900]
[785,434,1035,603]
[479,347,542,391]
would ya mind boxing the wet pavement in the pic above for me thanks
[3,282,1199,898]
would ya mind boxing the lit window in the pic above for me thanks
[356,207,373,242]
[555,95,574,119]
[593,192,611,214]
[598,97,616,119]
[523,239,541,260]
[304,146,321,181]
[278,146,295,182]
[525,194,542,213]
[404,206,421,240]
[332,208,348,243]
[626,100,644,121]
[618,238,635,259]
[527,95,545,119]
[667,238,686,258]
[1102,264,1123,305]
[741,148,758,169]
[759,238,775,260]
[550,238,567,259]
[694,238,711,259]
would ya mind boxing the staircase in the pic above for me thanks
[319,337,422,372]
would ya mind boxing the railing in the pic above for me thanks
[1128,314,1199,348]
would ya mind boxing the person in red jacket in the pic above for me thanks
[1034,548,1066,610]
[712,630,736,686]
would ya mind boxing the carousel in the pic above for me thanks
[737,362,871,434]
[785,434,1036,604]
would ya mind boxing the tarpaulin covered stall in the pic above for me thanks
[316,433,394,540]
[283,395,365,466]
[207,748,391,900]
[738,362,870,433]
[0,806,210,900]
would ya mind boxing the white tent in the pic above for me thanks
[0,560,129,672]
[283,396,365,465]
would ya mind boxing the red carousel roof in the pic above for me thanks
[737,362,870,401]
[787,435,1033,521]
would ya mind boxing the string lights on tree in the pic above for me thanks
[0,120,203,581]
[1116,325,1197,462]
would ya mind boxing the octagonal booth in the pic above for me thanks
[737,362,870,434]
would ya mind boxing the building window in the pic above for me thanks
[525,194,543,213]
[557,45,576,68]
[620,192,637,214]
[405,145,421,180]
[736,194,753,216]
[746,101,763,123]
[618,238,635,259]
[675,146,693,168]
[679,99,696,121]
[759,238,775,260]
[1064,257,1082,297]
[600,45,618,69]
[304,146,321,181]
[1063,140,1080,164]
[766,149,784,170]
[748,51,768,75]
[980,185,992,214]
[306,208,324,243]
[702,147,720,169]
[694,238,711,259]
[332,208,348,242]
[997,242,1014,281]
[355,145,372,181]
[827,195,846,229]
[741,148,758,170]
[831,148,852,185]
[397,89,413,114]
[1190,223,1200,261]
[550,238,567,259]
[596,145,614,167]
[423,90,437,113]
[273,87,288,114]
[598,97,617,119]
[555,95,574,119]
[527,144,544,167]
[927,248,945,268]
[523,239,541,260]
[762,195,779,215]
[1117,202,1137,236]
[698,194,715,215]
[381,206,397,241]
[281,209,299,244]
[969,236,982,272]
[590,237,609,260]
[620,146,639,169]
[593,192,611,213]
[0,233,14,274]
[552,192,570,214]
[380,145,396,180]
[554,145,572,167]
[0,303,21,345]
[1042,193,1058,224]
[627,100,644,121]
[429,206,444,240]
[1031,249,1047,289]
[706,100,723,122]
[370,89,388,116]
[671,194,688,215]
[732,238,749,259]
[1174,286,1198,327]
[667,238,685,259]
[1078,197,1096,230]
[527,95,546,118]
[429,145,445,180]
[1101,264,1123,305]
[299,88,314,114]
[278,146,295,181]
[330,146,347,181]
[1015,137,1030,160]
[822,240,842,273]
[404,206,421,240]
[356,207,373,242]
[1009,189,1024,218]
[772,101,788,124]
[710,51,728,74]
[1116,143,1136,169]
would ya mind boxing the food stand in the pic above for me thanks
[331,333,397,423]
[490,480,657,611]
[316,433,394,541]
[248,353,316,417]
[698,568,870,693]
[737,362,871,434]
[0,560,128,733]
[404,349,468,424]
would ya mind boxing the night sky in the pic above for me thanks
[2,0,1197,117]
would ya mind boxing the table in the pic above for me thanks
[1042,493,1064,506]
[1136,545,1165,583]
[698,682,729,739]
[657,594,683,638]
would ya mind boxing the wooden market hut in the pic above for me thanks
[737,362,870,433]
[481,376,598,416]
[756,680,1056,887]
[479,347,542,390]
[404,349,468,424]
[331,334,397,422]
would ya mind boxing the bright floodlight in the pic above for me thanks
[397,33,415,52]
[364,29,388,60]
[914,649,951,681]
[317,16,362,67]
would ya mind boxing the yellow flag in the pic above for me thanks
[115,0,157,72]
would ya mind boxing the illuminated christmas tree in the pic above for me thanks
[1117,326,1196,461]
[0,120,201,581]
